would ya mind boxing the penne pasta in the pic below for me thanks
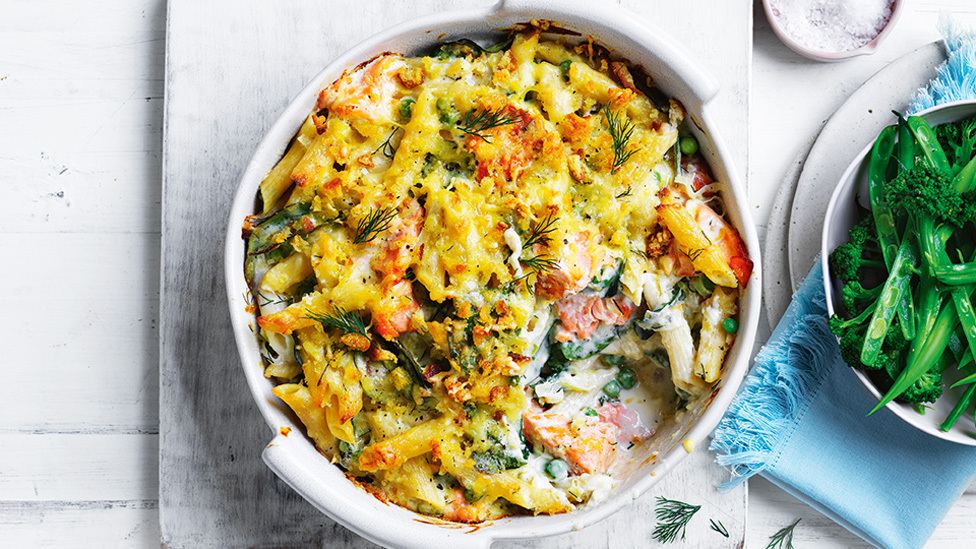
[242,26,749,523]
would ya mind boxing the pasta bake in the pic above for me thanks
[241,27,752,522]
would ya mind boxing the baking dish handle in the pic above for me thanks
[263,433,496,549]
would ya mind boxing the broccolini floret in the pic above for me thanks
[828,215,885,283]
[899,364,944,405]
[884,165,976,229]
[840,280,883,319]
[936,116,976,171]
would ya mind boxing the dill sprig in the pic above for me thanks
[256,291,290,308]
[765,519,800,549]
[604,105,640,174]
[354,206,398,244]
[504,271,533,291]
[651,496,701,543]
[457,107,521,142]
[519,254,558,274]
[709,518,729,538]
[374,127,403,159]
[686,247,705,261]
[303,306,371,344]
[523,212,558,249]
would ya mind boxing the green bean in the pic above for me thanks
[860,235,918,366]
[940,381,976,432]
[895,113,915,173]
[872,298,959,414]
[869,125,899,267]
[952,154,976,193]
[871,125,916,339]
[906,116,951,173]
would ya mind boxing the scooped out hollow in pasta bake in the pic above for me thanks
[241,25,752,523]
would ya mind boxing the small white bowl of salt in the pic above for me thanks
[763,0,904,61]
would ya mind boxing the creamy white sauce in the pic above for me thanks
[503,227,524,276]
[641,272,678,310]
[640,304,683,332]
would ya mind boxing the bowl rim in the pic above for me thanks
[222,0,763,546]
[821,98,976,446]
[761,0,904,62]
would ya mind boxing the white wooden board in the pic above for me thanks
[160,0,751,547]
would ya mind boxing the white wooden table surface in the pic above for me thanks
[4,0,976,547]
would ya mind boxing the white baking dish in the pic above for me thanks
[223,0,762,546]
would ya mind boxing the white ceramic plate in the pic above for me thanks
[822,99,976,445]
[223,1,762,547]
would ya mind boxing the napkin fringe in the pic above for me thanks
[710,283,835,490]
[910,13,976,114]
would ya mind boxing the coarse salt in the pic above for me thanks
[769,0,894,53]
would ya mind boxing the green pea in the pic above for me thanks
[602,380,622,399]
[583,407,598,417]
[616,368,636,390]
[722,318,739,333]
[679,135,699,155]
[559,59,572,75]
[399,98,416,120]
[545,459,568,480]
[602,354,625,367]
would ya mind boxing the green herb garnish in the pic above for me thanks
[604,105,640,174]
[651,496,702,543]
[457,107,521,142]
[304,306,371,344]
[523,212,558,249]
[354,206,397,244]
[256,291,290,308]
[765,519,800,549]
[519,254,558,274]
[709,518,730,538]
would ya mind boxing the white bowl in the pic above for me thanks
[223,1,762,546]
[762,0,904,62]
[822,100,976,445]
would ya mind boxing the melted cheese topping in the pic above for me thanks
[244,29,749,523]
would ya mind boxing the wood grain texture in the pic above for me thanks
[160,0,749,547]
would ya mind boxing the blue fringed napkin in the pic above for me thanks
[711,18,976,549]
[711,264,976,549]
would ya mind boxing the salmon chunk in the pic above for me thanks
[522,412,617,474]
[554,293,635,342]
